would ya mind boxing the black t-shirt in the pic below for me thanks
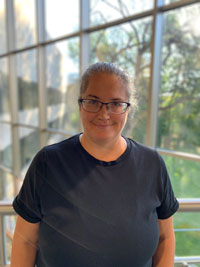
[13,134,179,267]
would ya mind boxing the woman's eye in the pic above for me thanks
[112,102,122,107]
[88,100,98,104]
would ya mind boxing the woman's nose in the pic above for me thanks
[98,104,110,119]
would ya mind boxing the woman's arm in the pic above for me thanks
[11,215,40,267]
[152,216,175,267]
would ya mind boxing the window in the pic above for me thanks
[90,0,153,26]
[0,58,10,121]
[0,1,200,265]
[45,0,79,40]
[0,123,12,169]
[14,0,37,49]
[46,38,80,133]
[19,126,40,177]
[0,0,7,54]
[17,49,39,126]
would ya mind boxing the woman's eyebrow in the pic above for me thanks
[111,98,124,101]
[86,94,99,99]
[86,95,124,101]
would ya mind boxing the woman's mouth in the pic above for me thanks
[93,123,112,129]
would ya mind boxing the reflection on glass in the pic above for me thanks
[158,4,200,155]
[17,50,38,126]
[4,215,17,265]
[0,123,12,169]
[90,17,152,144]
[46,38,80,133]
[47,133,68,146]
[162,154,200,198]
[45,0,79,40]
[0,0,7,54]
[0,170,14,201]
[14,0,36,49]
[0,58,10,121]
[90,0,153,26]
[19,127,39,177]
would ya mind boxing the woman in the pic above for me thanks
[11,62,179,267]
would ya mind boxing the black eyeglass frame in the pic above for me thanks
[78,98,131,114]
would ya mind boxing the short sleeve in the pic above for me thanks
[12,148,46,223]
[156,154,179,219]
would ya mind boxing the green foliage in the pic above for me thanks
[175,231,200,256]
[159,9,200,154]
[163,155,200,198]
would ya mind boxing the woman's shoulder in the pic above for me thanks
[125,137,163,165]
[126,137,157,155]
[43,134,80,154]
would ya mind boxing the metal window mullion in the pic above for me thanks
[0,216,5,266]
[36,0,47,148]
[37,47,47,148]
[8,54,21,195]
[5,0,15,52]
[5,0,21,196]
[146,0,164,148]
[79,0,90,132]
[80,0,90,78]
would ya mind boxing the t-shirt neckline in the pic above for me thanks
[75,133,131,166]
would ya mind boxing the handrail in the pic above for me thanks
[1,199,200,213]
[0,202,15,215]
[177,198,200,212]
[175,256,200,263]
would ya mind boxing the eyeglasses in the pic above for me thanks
[78,99,130,114]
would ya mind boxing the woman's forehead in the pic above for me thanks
[86,73,125,89]
[83,74,128,100]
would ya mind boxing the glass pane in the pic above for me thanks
[4,215,17,265]
[47,133,68,146]
[17,50,39,126]
[0,170,14,201]
[0,0,7,54]
[174,212,200,256]
[175,263,200,267]
[158,4,200,155]
[0,57,10,121]
[90,17,152,144]
[0,123,12,169]
[175,230,200,257]
[174,212,200,231]
[162,154,200,198]
[45,0,79,40]
[14,0,37,49]
[90,0,153,26]
[19,127,39,177]
[46,38,80,133]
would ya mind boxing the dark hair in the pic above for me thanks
[79,62,137,110]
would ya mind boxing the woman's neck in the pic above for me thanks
[79,134,127,162]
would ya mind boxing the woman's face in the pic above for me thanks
[79,73,129,144]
